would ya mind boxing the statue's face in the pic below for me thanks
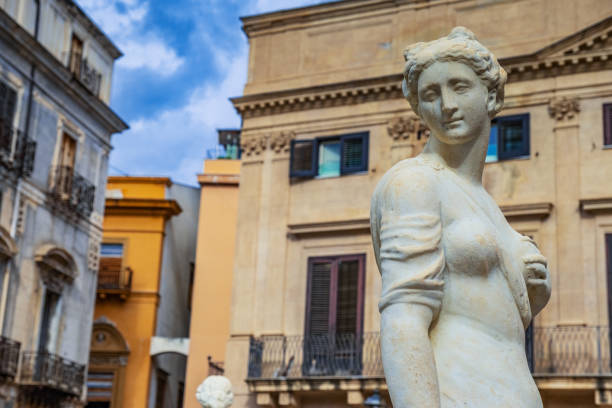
[417,61,492,145]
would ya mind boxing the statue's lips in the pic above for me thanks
[444,118,463,128]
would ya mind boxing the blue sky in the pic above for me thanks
[77,0,329,185]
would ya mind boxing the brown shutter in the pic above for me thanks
[336,259,359,335]
[306,260,332,336]
[604,104,612,146]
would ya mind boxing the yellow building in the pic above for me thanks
[87,177,199,408]
[223,1,612,407]
[184,154,241,408]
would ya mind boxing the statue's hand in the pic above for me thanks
[520,237,551,316]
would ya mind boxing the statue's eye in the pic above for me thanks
[454,82,470,93]
[421,90,437,102]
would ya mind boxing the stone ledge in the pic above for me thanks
[580,198,612,214]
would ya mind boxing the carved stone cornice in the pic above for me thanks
[240,135,268,156]
[387,114,430,142]
[548,97,580,121]
[580,198,612,213]
[270,131,295,153]
[232,17,611,119]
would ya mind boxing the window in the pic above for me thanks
[98,243,124,289]
[0,80,17,150]
[86,371,114,407]
[486,114,529,162]
[69,34,84,76]
[154,368,168,408]
[604,104,612,146]
[303,254,365,375]
[38,289,61,352]
[290,132,368,178]
[0,80,17,127]
[54,132,77,196]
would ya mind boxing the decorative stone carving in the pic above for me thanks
[371,27,550,407]
[548,97,580,121]
[387,114,430,141]
[196,376,234,408]
[240,135,268,156]
[88,228,102,272]
[269,131,295,153]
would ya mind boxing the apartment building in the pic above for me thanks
[224,1,612,407]
[0,0,126,406]
[87,177,199,408]
[184,131,241,408]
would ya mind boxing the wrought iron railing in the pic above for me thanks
[532,325,612,376]
[50,165,95,217]
[0,336,20,378]
[0,124,36,177]
[247,327,612,380]
[79,59,102,96]
[97,266,133,292]
[248,332,383,379]
[20,351,85,396]
[208,355,225,376]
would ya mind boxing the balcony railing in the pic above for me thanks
[97,264,133,299]
[208,355,225,376]
[50,165,95,217]
[20,351,85,396]
[248,333,382,379]
[79,59,102,96]
[247,327,612,380]
[0,336,20,378]
[0,124,36,177]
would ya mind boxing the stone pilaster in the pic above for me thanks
[549,96,584,323]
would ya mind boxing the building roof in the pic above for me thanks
[61,0,123,60]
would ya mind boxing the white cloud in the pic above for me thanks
[109,45,248,184]
[104,0,331,184]
[77,0,184,75]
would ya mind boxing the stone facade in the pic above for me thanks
[225,1,612,407]
[0,0,126,406]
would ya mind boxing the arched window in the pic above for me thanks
[34,245,77,353]
[87,318,130,408]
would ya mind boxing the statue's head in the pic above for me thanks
[196,376,234,408]
[402,27,506,120]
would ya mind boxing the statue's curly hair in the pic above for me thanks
[402,27,507,118]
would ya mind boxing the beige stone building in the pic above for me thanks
[224,1,612,407]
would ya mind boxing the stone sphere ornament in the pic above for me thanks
[195,376,234,408]
[371,27,551,407]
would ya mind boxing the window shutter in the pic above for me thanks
[340,132,368,174]
[0,81,17,124]
[498,114,529,160]
[604,104,612,146]
[306,260,332,336]
[290,139,317,178]
[336,259,359,335]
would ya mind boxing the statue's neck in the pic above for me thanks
[422,124,490,185]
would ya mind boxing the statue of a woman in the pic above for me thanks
[370,27,551,407]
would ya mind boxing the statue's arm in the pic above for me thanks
[381,303,441,407]
[372,167,444,407]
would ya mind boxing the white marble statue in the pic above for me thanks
[370,27,551,407]
[195,376,234,408]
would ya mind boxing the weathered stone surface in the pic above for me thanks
[371,27,551,407]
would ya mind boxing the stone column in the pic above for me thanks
[549,97,583,323]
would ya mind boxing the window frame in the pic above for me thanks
[495,113,530,161]
[289,132,369,179]
[304,254,366,339]
[604,104,612,147]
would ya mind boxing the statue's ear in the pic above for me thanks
[487,89,497,117]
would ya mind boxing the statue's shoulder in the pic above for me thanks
[372,156,441,208]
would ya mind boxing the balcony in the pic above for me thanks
[0,124,36,178]
[246,327,612,403]
[97,263,133,300]
[0,336,20,379]
[19,352,85,397]
[49,165,95,218]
